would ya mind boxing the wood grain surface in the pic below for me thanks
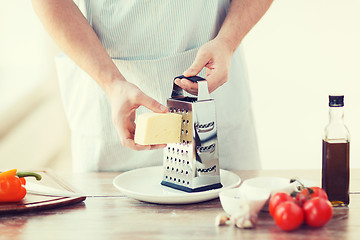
[0,169,359,240]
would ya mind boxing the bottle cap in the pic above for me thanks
[329,95,344,107]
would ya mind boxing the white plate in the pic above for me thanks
[113,166,241,204]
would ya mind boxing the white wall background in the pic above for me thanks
[243,0,360,169]
[1,0,359,170]
[0,1,58,111]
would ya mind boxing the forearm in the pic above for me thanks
[31,0,124,94]
[217,0,273,52]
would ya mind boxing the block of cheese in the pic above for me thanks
[134,112,182,145]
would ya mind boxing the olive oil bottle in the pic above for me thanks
[322,95,350,206]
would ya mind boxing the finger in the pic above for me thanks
[137,93,168,113]
[204,74,218,94]
[174,78,198,95]
[116,120,151,151]
[205,69,228,93]
[149,144,167,150]
[122,138,152,151]
[124,139,166,151]
[183,50,210,77]
[113,114,136,147]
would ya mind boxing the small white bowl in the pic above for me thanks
[219,186,270,216]
[241,177,299,195]
[240,177,316,211]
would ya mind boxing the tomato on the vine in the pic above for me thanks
[310,187,328,199]
[296,186,328,206]
[269,186,332,231]
[273,201,304,231]
[303,197,332,228]
[269,192,294,216]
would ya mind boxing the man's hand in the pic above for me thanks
[175,0,273,95]
[108,80,168,150]
[175,37,233,95]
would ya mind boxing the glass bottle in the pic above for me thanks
[322,95,350,206]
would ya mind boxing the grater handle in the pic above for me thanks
[172,75,211,101]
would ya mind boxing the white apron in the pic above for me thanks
[55,0,261,172]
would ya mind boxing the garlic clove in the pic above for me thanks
[215,214,230,226]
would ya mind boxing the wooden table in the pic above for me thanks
[1,169,359,240]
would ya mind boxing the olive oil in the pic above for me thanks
[322,140,350,206]
[322,95,350,207]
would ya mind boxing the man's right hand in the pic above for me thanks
[108,80,168,151]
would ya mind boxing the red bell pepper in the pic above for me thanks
[0,169,42,202]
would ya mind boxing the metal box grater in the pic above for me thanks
[161,75,222,192]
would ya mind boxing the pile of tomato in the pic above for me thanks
[269,187,333,231]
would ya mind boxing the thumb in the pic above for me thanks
[139,93,168,113]
[183,51,210,77]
